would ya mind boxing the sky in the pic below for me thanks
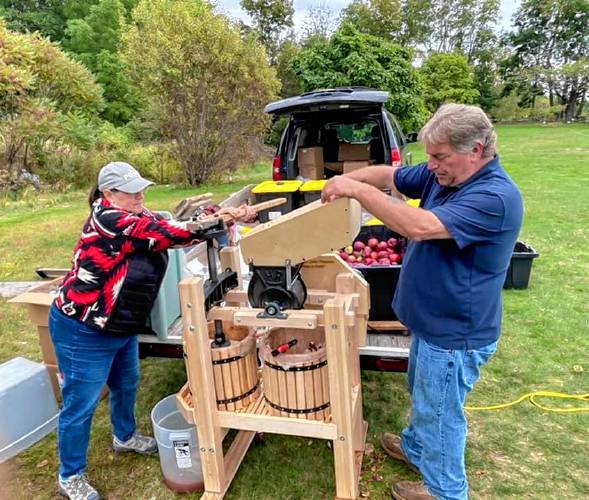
[215,0,521,34]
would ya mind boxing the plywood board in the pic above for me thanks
[239,198,361,266]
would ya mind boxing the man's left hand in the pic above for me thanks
[321,176,363,203]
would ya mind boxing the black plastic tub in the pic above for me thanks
[503,241,539,289]
[352,226,406,321]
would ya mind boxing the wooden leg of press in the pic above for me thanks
[180,278,227,497]
[325,297,359,500]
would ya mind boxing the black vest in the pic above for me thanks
[105,251,168,335]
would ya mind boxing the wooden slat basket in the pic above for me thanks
[261,327,330,421]
[207,321,260,411]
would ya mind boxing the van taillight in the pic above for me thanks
[391,148,402,167]
[272,155,282,181]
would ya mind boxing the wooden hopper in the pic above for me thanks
[239,197,361,267]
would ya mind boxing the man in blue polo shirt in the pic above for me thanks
[321,103,523,500]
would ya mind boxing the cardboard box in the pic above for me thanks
[298,147,324,179]
[344,160,370,174]
[8,279,60,327]
[44,363,62,401]
[324,162,344,173]
[37,326,57,365]
[338,143,370,162]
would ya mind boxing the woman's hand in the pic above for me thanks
[240,205,258,222]
[217,206,241,224]
[217,205,258,223]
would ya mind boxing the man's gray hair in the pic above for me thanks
[418,103,497,158]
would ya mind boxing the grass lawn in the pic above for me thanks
[1,124,588,499]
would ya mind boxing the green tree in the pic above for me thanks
[420,52,480,112]
[63,0,140,124]
[341,0,499,60]
[403,0,499,59]
[340,0,403,42]
[0,0,67,41]
[123,0,280,185]
[0,20,104,180]
[506,0,589,120]
[275,39,303,97]
[290,23,427,131]
[240,0,294,62]
[301,2,338,42]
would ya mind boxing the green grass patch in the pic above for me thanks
[1,126,588,498]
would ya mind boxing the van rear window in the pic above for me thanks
[326,120,379,144]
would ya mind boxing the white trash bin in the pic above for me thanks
[151,393,204,493]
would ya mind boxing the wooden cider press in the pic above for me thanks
[240,197,362,317]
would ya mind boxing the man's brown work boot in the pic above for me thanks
[380,433,420,474]
[391,481,436,500]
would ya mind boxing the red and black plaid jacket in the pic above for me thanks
[55,198,200,330]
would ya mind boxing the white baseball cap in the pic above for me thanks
[98,162,154,193]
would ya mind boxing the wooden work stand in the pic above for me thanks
[177,249,369,499]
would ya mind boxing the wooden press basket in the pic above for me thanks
[207,321,260,411]
[261,327,330,421]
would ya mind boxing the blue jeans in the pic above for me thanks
[401,335,497,500]
[49,304,140,479]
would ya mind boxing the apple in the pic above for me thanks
[377,241,388,250]
[363,247,372,257]
[377,250,389,259]
[378,258,391,265]
[339,251,349,261]
[347,255,356,263]
[389,253,400,264]
[345,245,354,254]
[364,258,373,266]
[367,237,379,249]
[387,237,398,248]
[353,241,365,251]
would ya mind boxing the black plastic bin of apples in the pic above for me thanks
[341,226,540,322]
[340,225,405,321]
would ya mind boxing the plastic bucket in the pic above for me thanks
[151,394,204,493]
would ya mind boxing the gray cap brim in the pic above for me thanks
[116,177,154,194]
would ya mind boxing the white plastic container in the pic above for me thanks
[0,357,59,463]
[151,393,203,493]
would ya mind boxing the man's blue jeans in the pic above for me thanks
[49,305,140,480]
[400,335,497,500]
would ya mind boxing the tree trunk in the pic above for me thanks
[577,89,586,118]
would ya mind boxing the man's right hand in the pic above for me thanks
[321,175,365,203]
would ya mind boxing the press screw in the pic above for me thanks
[339,436,346,441]
[200,447,206,452]
[187,303,192,308]
[189,325,195,331]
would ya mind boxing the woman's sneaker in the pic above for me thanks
[112,432,158,455]
[58,473,101,500]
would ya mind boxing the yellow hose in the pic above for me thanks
[465,391,589,413]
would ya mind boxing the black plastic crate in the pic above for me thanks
[503,241,539,289]
[301,190,322,205]
[252,181,301,223]
[352,226,407,321]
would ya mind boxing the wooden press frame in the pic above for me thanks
[177,247,369,499]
